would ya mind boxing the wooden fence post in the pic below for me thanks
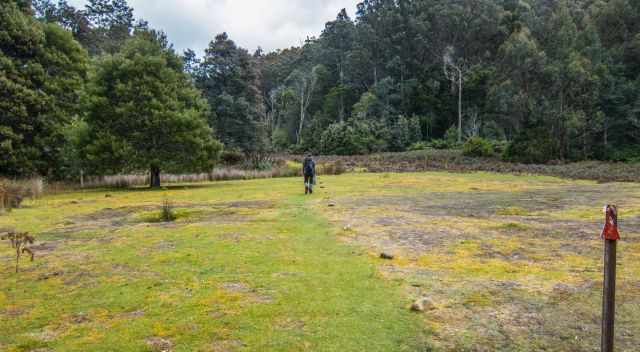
[600,205,620,352]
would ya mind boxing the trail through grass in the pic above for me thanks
[0,178,426,352]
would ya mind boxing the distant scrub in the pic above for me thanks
[0,178,44,212]
[304,150,640,183]
[78,159,347,189]
[220,150,245,165]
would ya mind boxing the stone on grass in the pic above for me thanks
[411,297,436,312]
[146,337,173,352]
[380,252,395,260]
[328,202,336,207]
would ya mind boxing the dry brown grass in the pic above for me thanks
[81,167,300,188]
[0,178,44,212]
[287,150,640,183]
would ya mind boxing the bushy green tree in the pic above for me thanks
[195,33,266,153]
[33,0,135,56]
[0,1,88,176]
[83,33,222,187]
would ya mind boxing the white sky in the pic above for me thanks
[67,0,361,55]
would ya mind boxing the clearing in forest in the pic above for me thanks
[1,172,639,351]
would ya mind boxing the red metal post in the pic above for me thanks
[601,205,619,352]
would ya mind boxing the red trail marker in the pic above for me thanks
[601,205,619,352]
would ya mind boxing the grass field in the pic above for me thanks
[1,172,639,351]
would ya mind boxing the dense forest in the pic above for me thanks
[2,0,640,181]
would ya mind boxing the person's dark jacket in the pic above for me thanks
[303,157,315,176]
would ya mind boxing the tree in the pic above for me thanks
[33,0,135,56]
[443,46,468,143]
[196,33,266,153]
[286,65,324,145]
[319,9,356,121]
[84,34,222,187]
[0,1,88,176]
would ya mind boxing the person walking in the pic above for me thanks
[303,154,316,195]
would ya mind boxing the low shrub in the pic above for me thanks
[320,122,370,155]
[0,178,44,212]
[408,141,430,151]
[160,199,176,222]
[604,145,640,163]
[428,139,450,150]
[502,125,557,164]
[319,160,347,175]
[463,137,495,158]
[444,126,460,147]
[491,140,509,156]
[220,150,245,165]
[244,152,275,170]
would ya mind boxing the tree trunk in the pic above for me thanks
[604,116,608,148]
[150,165,161,188]
[374,66,378,87]
[15,247,20,273]
[339,62,345,122]
[298,93,305,145]
[458,72,463,143]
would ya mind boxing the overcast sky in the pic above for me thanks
[67,0,361,55]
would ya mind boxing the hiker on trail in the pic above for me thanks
[303,154,316,195]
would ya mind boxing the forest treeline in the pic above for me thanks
[2,0,640,182]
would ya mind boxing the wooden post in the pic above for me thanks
[601,239,616,352]
[600,205,620,352]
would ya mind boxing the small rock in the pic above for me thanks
[70,313,90,324]
[328,202,336,207]
[146,337,173,352]
[411,297,435,312]
[380,252,395,260]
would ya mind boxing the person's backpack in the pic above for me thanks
[303,158,314,175]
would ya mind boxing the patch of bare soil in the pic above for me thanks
[29,241,59,254]
[222,200,275,209]
[55,200,275,235]
[221,282,273,303]
[210,339,244,352]
[56,206,151,234]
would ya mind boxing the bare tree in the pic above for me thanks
[287,66,321,145]
[465,106,481,138]
[443,46,468,143]
[264,87,286,136]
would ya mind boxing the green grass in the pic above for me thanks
[2,171,640,351]
[0,177,427,352]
